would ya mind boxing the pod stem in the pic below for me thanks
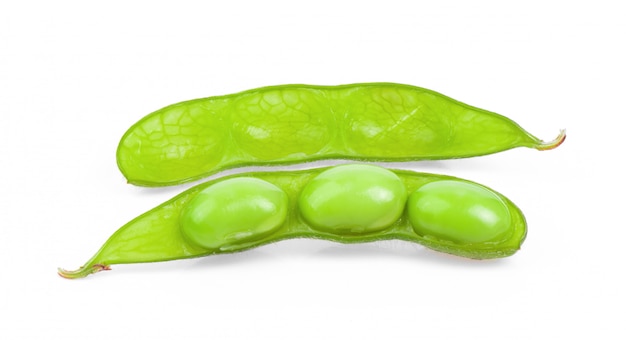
[535,129,566,150]
[58,264,110,279]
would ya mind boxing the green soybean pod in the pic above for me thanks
[59,164,526,279]
[116,83,565,186]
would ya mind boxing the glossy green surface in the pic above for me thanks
[180,177,288,250]
[117,83,565,186]
[408,181,512,244]
[298,164,407,235]
[59,165,527,279]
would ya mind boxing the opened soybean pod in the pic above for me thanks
[59,164,526,279]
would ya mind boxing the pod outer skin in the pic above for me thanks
[117,83,565,186]
[59,167,527,279]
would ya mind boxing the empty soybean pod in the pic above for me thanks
[59,164,526,279]
[116,83,565,186]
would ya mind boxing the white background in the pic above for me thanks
[1,1,624,339]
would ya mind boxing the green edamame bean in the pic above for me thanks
[180,178,288,250]
[298,164,406,235]
[407,181,512,244]
[117,83,565,186]
[59,165,526,279]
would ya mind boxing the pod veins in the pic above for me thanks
[117,83,565,186]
